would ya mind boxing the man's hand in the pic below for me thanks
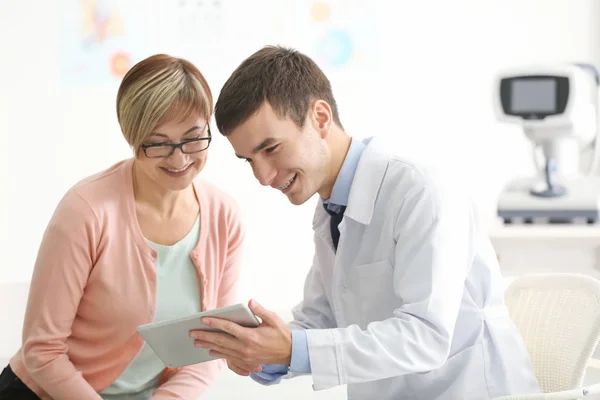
[189,300,293,367]
[227,359,262,377]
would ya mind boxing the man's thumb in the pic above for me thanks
[249,299,276,325]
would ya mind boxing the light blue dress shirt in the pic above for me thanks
[250,138,366,385]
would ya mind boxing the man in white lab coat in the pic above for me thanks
[190,46,540,399]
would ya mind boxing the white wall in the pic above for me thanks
[1,0,600,312]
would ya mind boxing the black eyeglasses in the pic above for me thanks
[141,126,212,158]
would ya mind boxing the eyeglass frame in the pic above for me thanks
[140,126,212,158]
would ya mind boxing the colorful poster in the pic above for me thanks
[59,0,151,86]
[150,0,226,59]
[279,0,380,76]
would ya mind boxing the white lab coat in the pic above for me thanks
[287,137,540,399]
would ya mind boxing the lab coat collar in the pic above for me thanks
[313,137,390,229]
[344,137,390,225]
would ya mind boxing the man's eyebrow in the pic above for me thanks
[235,138,277,159]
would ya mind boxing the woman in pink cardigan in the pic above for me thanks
[0,54,248,399]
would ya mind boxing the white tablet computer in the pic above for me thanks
[137,303,261,368]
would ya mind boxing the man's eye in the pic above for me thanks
[265,145,279,153]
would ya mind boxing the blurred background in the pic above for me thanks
[2,0,600,398]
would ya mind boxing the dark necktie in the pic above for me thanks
[324,205,346,252]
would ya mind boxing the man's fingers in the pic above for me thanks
[236,361,262,373]
[228,359,262,376]
[191,331,245,353]
[201,317,248,338]
[228,362,250,376]
[248,299,277,325]
[194,338,244,360]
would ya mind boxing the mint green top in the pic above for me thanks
[100,215,201,400]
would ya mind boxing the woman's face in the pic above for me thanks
[135,112,211,192]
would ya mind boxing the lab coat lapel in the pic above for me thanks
[315,138,391,258]
[312,137,390,254]
[344,137,390,226]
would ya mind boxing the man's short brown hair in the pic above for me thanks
[214,46,342,136]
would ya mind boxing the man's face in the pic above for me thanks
[226,102,331,205]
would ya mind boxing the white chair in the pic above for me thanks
[493,273,600,400]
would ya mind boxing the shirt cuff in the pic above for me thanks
[249,364,288,386]
[290,330,312,373]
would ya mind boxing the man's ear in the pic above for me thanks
[311,100,333,139]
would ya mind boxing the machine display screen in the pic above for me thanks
[510,78,557,113]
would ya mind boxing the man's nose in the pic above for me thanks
[253,161,276,187]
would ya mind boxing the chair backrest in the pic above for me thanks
[504,273,600,393]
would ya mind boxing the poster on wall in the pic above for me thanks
[59,0,152,87]
[175,0,225,50]
[150,0,226,62]
[277,0,380,78]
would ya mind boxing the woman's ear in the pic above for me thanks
[132,145,142,158]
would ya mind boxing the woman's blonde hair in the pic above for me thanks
[116,54,213,150]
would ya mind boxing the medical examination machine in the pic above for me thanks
[493,63,600,224]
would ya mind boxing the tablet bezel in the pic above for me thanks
[137,302,261,368]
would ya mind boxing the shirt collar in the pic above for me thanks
[322,137,366,211]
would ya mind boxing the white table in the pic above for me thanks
[487,219,600,278]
